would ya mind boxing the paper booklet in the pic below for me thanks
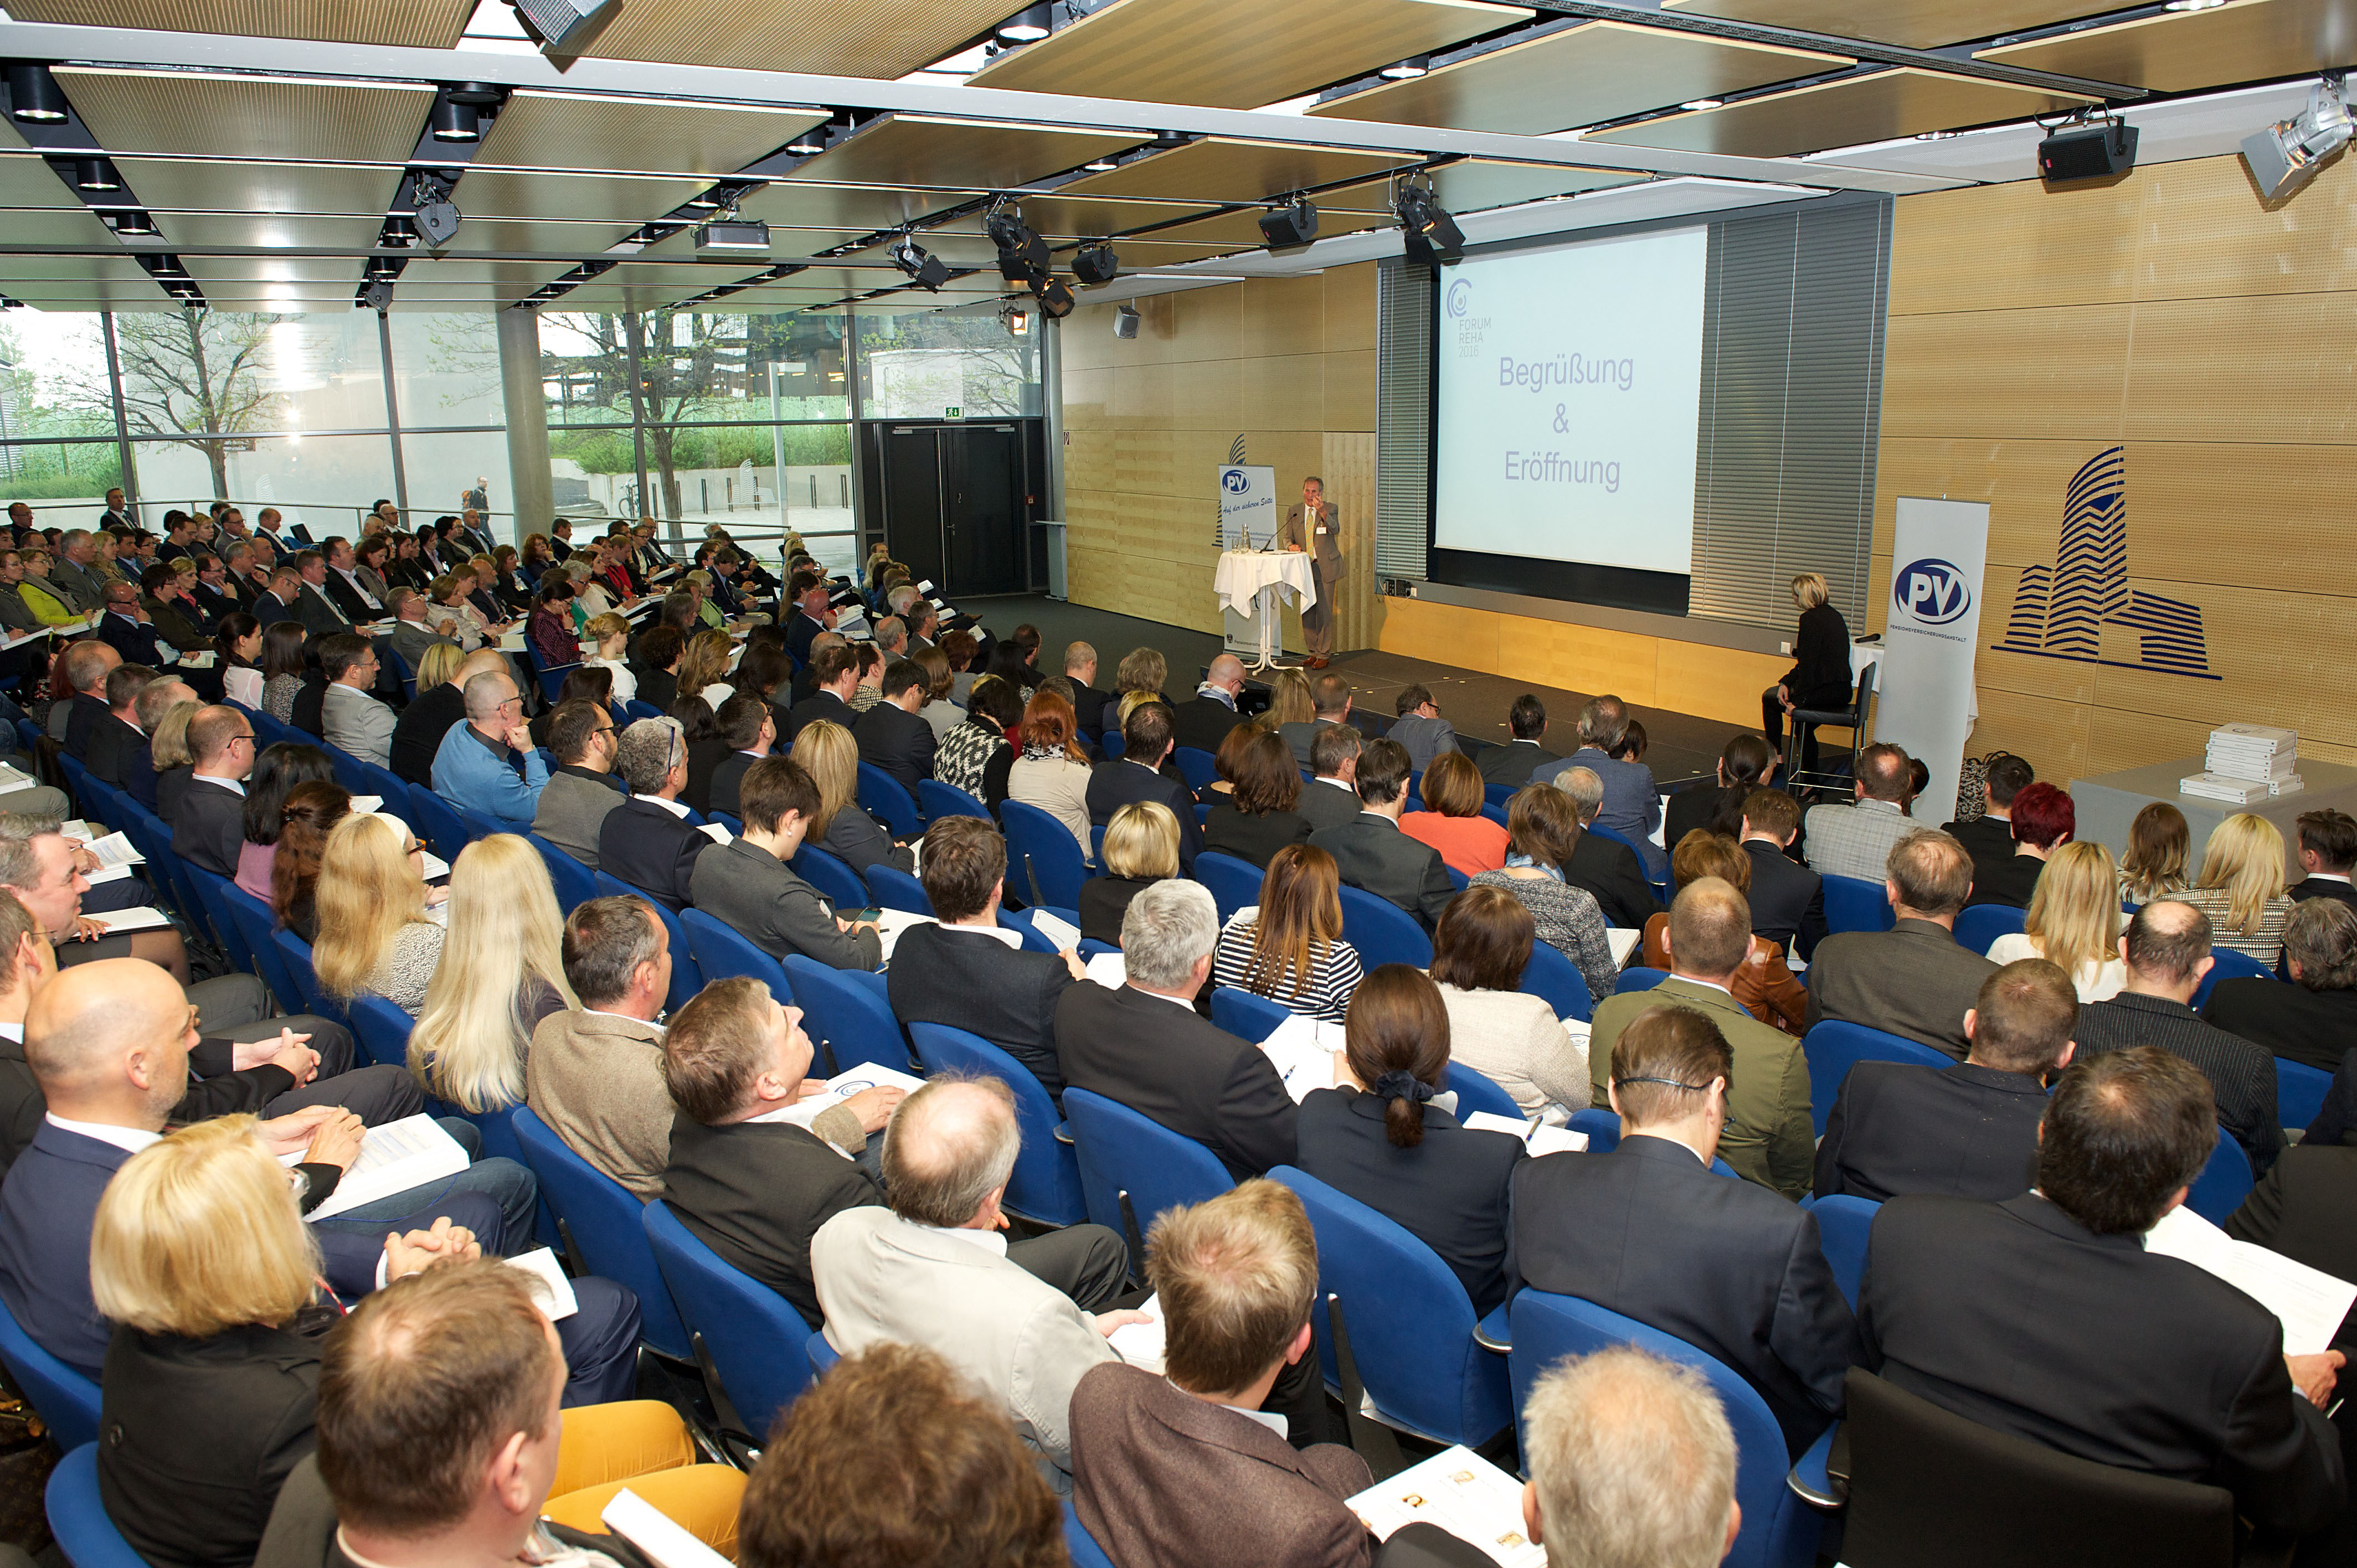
[1349,1446,1545,1568]
[1026,908,1081,951]
[600,1487,733,1568]
[1260,1013,1346,1104]
[696,821,733,845]
[296,1115,474,1221]
[86,906,172,934]
[507,1248,579,1322]
[870,907,934,963]
[1108,1292,1166,1374]
[78,831,146,885]
[0,766,40,797]
[1084,951,1127,989]
[2144,1204,2357,1357]
[1606,928,1641,968]
[753,1063,928,1146]
[1464,1111,1589,1156]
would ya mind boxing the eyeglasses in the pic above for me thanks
[227,733,256,749]
[1611,1075,1718,1094]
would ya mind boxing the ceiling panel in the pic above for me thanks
[1588,67,2093,156]
[1658,0,2128,49]
[472,91,824,177]
[1072,239,1262,266]
[183,254,363,285]
[541,281,717,312]
[6,0,474,47]
[1057,138,1417,207]
[1977,0,2357,92]
[450,170,707,224]
[741,182,989,233]
[1427,158,1647,210]
[581,0,1023,78]
[56,69,432,163]
[1135,200,1406,249]
[439,219,642,256]
[115,157,403,218]
[14,279,172,310]
[390,257,571,306]
[968,0,1531,108]
[936,193,1219,240]
[783,116,1142,197]
[0,153,83,208]
[0,254,157,283]
[595,262,779,289]
[1308,20,1847,135]
[0,209,130,247]
[156,213,383,250]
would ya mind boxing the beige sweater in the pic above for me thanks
[1434,982,1591,1115]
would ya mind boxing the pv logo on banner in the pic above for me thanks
[1217,464,1275,550]
[1876,501,1991,829]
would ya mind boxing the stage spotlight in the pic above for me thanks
[503,0,621,58]
[73,158,117,192]
[1394,182,1464,267]
[888,235,950,290]
[430,92,480,142]
[1258,195,1318,249]
[2242,78,2352,200]
[362,279,394,312]
[6,65,65,124]
[413,179,462,247]
[997,3,1053,42]
[1073,243,1119,285]
[989,207,1049,285]
[1038,277,1075,318]
[1005,304,1032,337]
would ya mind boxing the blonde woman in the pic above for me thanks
[1079,800,1179,947]
[2176,812,2296,964]
[1988,840,2129,1002]
[1210,843,1365,1023]
[1764,569,1850,774]
[148,697,200,822]
[678,628,734,710]
[408,834,579,1113]
[413,636,466,703]
[311,811,445,1014]
[1114,646,1168,703]
[582,610,636,704]
[1265,666,1314,730]
[796,718,913,878]
[2119,801,2191,906]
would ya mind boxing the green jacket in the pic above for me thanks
[1588,975,1814,1200]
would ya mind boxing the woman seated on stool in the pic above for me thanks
[1762,570,1851,779]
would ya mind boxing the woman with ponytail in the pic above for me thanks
[1665,731,1777,848]
[1293,964,1526,1313]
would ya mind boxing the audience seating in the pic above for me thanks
[1272,1167,1512,1449]
[0,1291,99,1451]
[2277,1058,2333,1136]
[1802,1022,1951,1136]
[270,928,350,1028]
[525,832,597,912]
[1518,940,1594,1023]
[1062,1086,1233,1266]
[249,711,303,751]
[1440,1062,1524,1122]
[348,755,410,813]
[855,761,920,837]
[453,801,505,842]
[641,1200,813,1445]
[1822,874,1897,936]
[1192,850,1262,925]
[1172,746,1217,791]
[621,699,662,724]
[1337,884,1433,970]
[1444,865,1471,892]
[2190,948,2275,1010]
[864,863,932,916]
[510,1108,690,1363]
[2185,1134,2254,1224]
[997,906,1084,955]
[1614,966,1671,994]
[1953,903,2028,956]
[1587,822,1671,904]
[1484,783,1517,811]
[1209,985,1289,1043]
[589,871,701,1014]
[788,843,867,913]
[404,781,473,863]
[917,779,988,822]
[906,1023,1085,1226]
[324,743,374,800]
[1001,800,1088,910]
[805,1329,838,1380]
[1510,1292,1824,1568]
[781,954,910,1075]
[678,908,793,997]
[186,866,254,977]
[219,884,305,1015]
[1099,730,1125,759]
[348,993,415,1072]
[1062,1502,1120,1568]
[45,1445,145,1568]
[1567,1107,1621,1152]
[1806,1194,1879,1311]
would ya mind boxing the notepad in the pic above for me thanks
[1607,928,1641,967]
[507,1247,579,1322]
[85,905,173,934]
[696,821,733,844]
[870,906,934,963]
[754,1064,925,1147]
[1350,1447,1543,1567]
[1084,951,1127,989]
[1108,1292,1166,1374]
[600,1487,732,1568]
[302,1115,474,1221]
[2144,1205,2357,1357]
[1026,908,1080,950]
[1464,1111,1589,1156]
[1260,1013,1345,1103]
[0,767,41,797]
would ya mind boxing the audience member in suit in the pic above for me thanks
[2203,894,2357,1074]
[1166,657,1248,759]
[1307,737,1453,931]
[1805,829,1999,1059]
[785,640,861,743]
[1942,751,2034,898]
[2290,807,2357,911]
[315,536,381,624]
[888,816,1079,1097]
[1519,1344,1744,1568]
[1665,733,1776,853]
[1586,878,1814,1198]
[1737,787,1827,960]
[1203,728,1313,870]
[388,647,498,788]
[1279,673,1352,772]
[1535,696,1665,883]
[1815,958,2077,1203]
[287,553,351,639]
[1052,879,1297,1180]
[1385,684,1458,776]
[524,896,676,1199]
[658,976,903,1328]
[59,637,119,761]
[1553,766,1663,930]
[531,698,624,869]
[248,566,301,635]
[781,569,836,666]
[2077,899,2286,1174]
[95,580,167,667]
[632,622,684,713]
[595,718,710,911]
[81,660,157,789]
[1296,966,1524,1313]
[1296,722,1366,834]
[1803,742,1919,886]
[1515,1003,1861,1457]
[385,588,461,677]
[287,667,330,739]
[121,676,194,816]
[317,633,394,770]
[44,529,105,614]
[706,694,773,821]
[688,756,883,971]
[1960,780,2073,910]
[814,1078,1133,1492]
[1479,694,1560,787]
[1861,1048,2345,1540]
[1762,571,1853,777]
[854,657,938,796]
[1085,699,1203,874]
[171,705,256,875]
[1060,640,1112,741]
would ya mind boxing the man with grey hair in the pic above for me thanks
[1557,765,1662,930]
[45,528,102,614]
[1062,640,1108,740]
[1522,1347,1740,1568]
[429,669,546,833]
[1804,741,1917,885]
[1538,693,1664,883]
[386,586,460,671]
[122,677,195,817]
[596,717,711,911]
[812,1075,1136,1493]
[874,615,907,659]
[1054,879,1298,1179]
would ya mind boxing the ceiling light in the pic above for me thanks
[696,216,771,251]
[382,215,418,247]
[1073,243,1119,285]
[997,3,1053,42]
[430,93,480,142]
[413,180,462,247]
[989,208,1049,286]
[2164,1,2227,10]
[2242,76,2352,200]
[1394,182,1463,267]
[1037,277,1075,318]
[1680,97,1724,111]
[789,125,830,155]
[111,210,158,236]
[1005,303,1032,337]
[6,65,66,124]
[503,0,622,59]
[362,279,394,312]
[888,235,950,290]
[73,157,117,192]
[1381,55,1430,79]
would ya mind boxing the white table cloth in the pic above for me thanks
[1213,549,1318,615]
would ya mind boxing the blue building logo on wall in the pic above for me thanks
[1990,446,2217,679]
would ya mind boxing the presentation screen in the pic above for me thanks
[1430,226,1709,610]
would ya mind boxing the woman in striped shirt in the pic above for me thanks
[1212,843,1365,1024]
[2175,812,2296,966]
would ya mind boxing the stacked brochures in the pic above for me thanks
[2185,723,2302,800]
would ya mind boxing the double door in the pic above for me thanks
[875,421,1027,597]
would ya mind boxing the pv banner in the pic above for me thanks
[1874,498,1991,831]
[1217,465,1275,550]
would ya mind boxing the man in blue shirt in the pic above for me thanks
[430,669,547,832]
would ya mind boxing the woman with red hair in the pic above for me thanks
[1964,780,2073,910]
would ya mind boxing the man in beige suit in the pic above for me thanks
[810,1076,1135,1493]
[1278,475,1343,668]
[524,894,678,1198]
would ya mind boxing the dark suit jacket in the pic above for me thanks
[2292,876,2357,911]
[888,921,1074,1096]
[1805,917,1998,1059]
[122,734,162,813]
[2225,1143,2357,1348]
[688,837,881,971]
[1069,681,1113,742]
[1513,1133,1861,1456]
[63,691,107,761]
[84,711,145,788]
[784,610,828,666]
[1078,875,1160,947]
[596,796,709,911]
[1086,759,1202,873]
[1962,847,2043,910]
[1054,982,1297,1180]
[289,673,328,738]
[250,590,297,630]
[708,751,760,819]
[785,688,857,745]
[172,775,246,875]
[1295,777,1363,834]
[96,611,165,668]
[1308,812,1453,929]
[1743,839,1826,959]
[1071,1362,1375,1568]
[1297,1089,1523,1314]
[1279,718,1341,772]
[1861,1192,2344,1537]
[291,584,348,638]
[321,572,378,625]
[1565,829,1661,931]
[155,765,191,824]
[1813,1060,2045,1204]
[636,667,679,713]
[388,682,464,787]
[1201,800,1310,869]
[1478,741,1560,787]
[1942,813,2018,898]
[854,700,936,797]
[2077,991,2284,1173]
[2204,978,2357,1074]
[663,1112,881,1329]
[1169,694,1246,758]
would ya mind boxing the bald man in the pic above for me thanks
[429,668,547,832]
[1170,652,1252,756]
[389,646,505,788]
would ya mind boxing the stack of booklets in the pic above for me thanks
[2184,723,2302,801]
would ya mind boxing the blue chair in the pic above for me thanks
[1099,729,1125,759]
[1337,884,1432,969]
[622,699,662,723]
[1614,965,1670,994]
[1273,1167,1512,1447]
[790,843,869,912]
[856,761,920,837]
[997,906,1083,955]
[866,863,933,916]
[1802,1021,1952,1135]
[642,1200,813,1442]
[679,907,792,995]
[919,778,988,821]
[2186,1131,2255,1223]
[710,811,742,837]
[1484,782,1517,810]
[908,1023,1085,1226]
[589,870,702,1014]
[187,866,254,977]
[1210,985,1291,1043]
[404,781,472,862]
[806,1328,839,1379]
[511,1108,689,1362]
[526,832,597,912]
[1519,939,1595,1023]
[783,953,910,1073]
[348,993,415,1070]
[2278,1057,2334,1137]
[1062,1086,1233,1262]
[454,802,505,843]
[45,1445,145,1568]
[1586,822,1670,904]
[1444,865,1470,892]
[1479,802,1509,829]
[349,756,410,814]
[2191,947,2277,1010]
[271,928,349,1027]
[1822,873,1895,935]
[1063,1500,1119,1568]
[1002,799,1088,909]
[1568,1107,1620,1152]
[1510,1292,1823,1568]
[1193,850,1263,925]
[249,710,304,750]
[0,1292,100,1450]
[54,751,91,817]
[1172,745,1217,791]
[1954,902,2027,956]
[220,884,305,1014]
[536,660,581,704]
[324,742,372,798]
[1442,1061,1524,1122]
[1808,1193,1880,1311]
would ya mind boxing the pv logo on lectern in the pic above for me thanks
[1221,468,1250,493]
[1893,559,1973,625]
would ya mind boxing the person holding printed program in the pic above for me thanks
[1279,476,1343,670]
